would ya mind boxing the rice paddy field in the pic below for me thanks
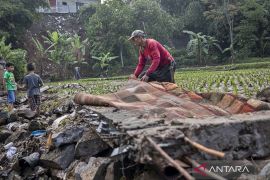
[175,68,270,98]
[48,67,270,99]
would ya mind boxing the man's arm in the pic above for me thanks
[146,43,160,76]
[134,51,146,77]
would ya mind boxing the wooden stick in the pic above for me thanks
[175,159,190,168]
[146,137,194,180]
[185,157,226,180]
[184,137,225,158]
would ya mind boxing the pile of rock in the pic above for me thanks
[0,85,141,180]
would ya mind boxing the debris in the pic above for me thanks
[6,122,20,131]
[52,127,84,147]
[19,152,40,168]
[110,145,131,158]
[2,80,270,179]
[6,146,17,161]
[0,130,12,143]
[259,162,270,177]
[17,109,36,119]
[51,111,75,130]
[184,137,225,158]
[40,144,75,170]
[75,128,109,158]
[96,121,109,133]
[0,111,9,125]
[74,157,110,180]
[146,136,194,180]
[4,142,14,150]
[31,130,47,137]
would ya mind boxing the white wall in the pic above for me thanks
[39,0,97,13]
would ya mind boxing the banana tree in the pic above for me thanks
[183,30,222,65]
[92,52,118,77]
[32,37,51,76]
[68,33,89,64]
[43,31,73,78]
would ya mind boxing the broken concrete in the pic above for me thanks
[75,128,110,158]
[52,127,84,148]
[74,157,110,180]
[40,144,75,170]
[0,130,12,143]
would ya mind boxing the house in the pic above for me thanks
[39,0,98,13]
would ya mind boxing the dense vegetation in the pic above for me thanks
[82,0,270,69]
[1,0,270,79]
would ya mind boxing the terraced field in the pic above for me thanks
[175,68,270,98]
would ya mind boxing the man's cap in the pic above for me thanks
[128,30,145,40]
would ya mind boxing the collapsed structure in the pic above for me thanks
[1,80,270,179]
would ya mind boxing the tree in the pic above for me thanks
[131,0,176,44]
[0,37,26,80]
[235,0,270,57]
[85,0,176,68]
[85,1,134,68]
[202,0,242,64]
[183,30,222,65]
[0,0,48,46]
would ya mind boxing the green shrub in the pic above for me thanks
[0,37,26,80]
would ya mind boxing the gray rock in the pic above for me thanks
[17,109,36,120]
[74,157,110,180]
[40,144,75,170]
[63,160,80,179]
[28,121,46,131]
[4,130,28,144]
[0,130,12,143]
[75,129,109,158]
[53,127,84,148]
[50,169,65,179]
[0,111,9,125]
[7,111,19,123]
[259,162,270,177]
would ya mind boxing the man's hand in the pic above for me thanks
[129,74,137,80]
[141,75,149,82]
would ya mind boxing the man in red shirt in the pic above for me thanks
[128,30,176,83]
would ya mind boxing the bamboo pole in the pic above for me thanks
[184,137,225,158]
[146,137,194,180]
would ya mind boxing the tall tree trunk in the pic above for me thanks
[223,0,235,64]
[120,45,124,68]
[229,20,235,64]
[198,40,202,65]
